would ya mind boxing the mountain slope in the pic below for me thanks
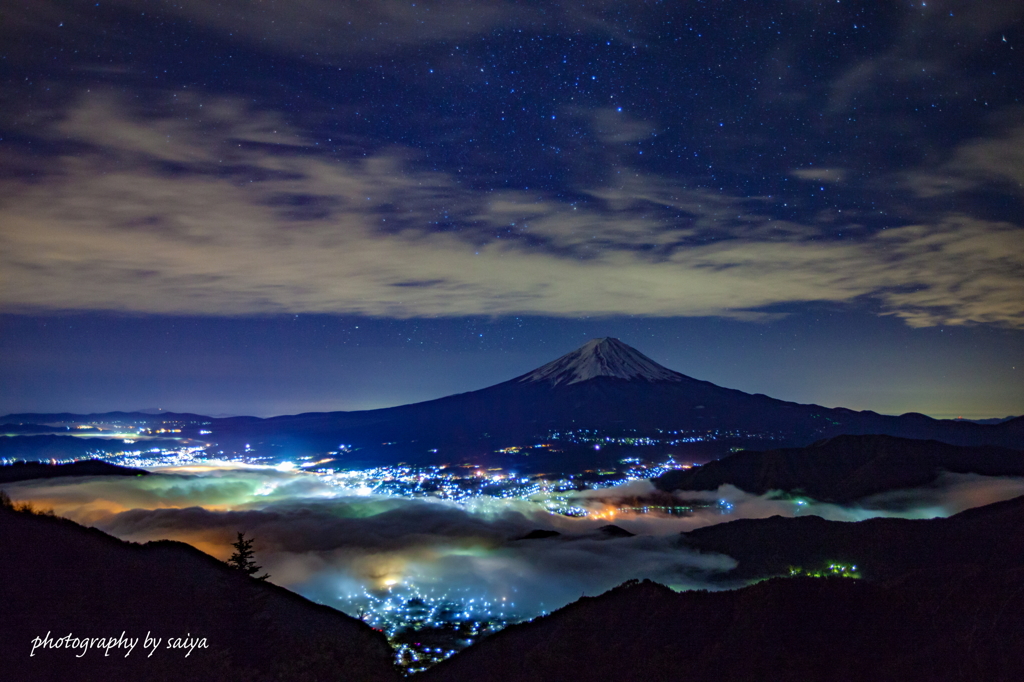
[419,571,1024,682]
[419,496,1024,682]
[679,492,1024,582]
[0,504,399,682]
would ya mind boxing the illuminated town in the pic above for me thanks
[547,427,781,446]
[340,582,520,672]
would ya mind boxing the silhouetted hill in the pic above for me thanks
[679,493,1024,582]
[419,571,1024,682]
[0,459,148,484]
[420,495,1024,681]
[0,505,399,682]
[655,434,1024,501]
[597,524,635,537]
[516,529,562,540]
[956,415,1020,425]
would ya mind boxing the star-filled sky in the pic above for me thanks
[1,0,1022,418]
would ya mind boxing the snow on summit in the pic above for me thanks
[518,338,685,386]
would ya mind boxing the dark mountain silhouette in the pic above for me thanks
[418,571,1024,682]
[597,524,635,538]
[680,493,1024,582]
[654,434,1024,501]
[419,496,1024,682]
[0,459,148,484]
[5,339,1022,463]
[956,416,1019,425]
[0,503,399,682]
[516,529,562,540]
[0,434,185,462]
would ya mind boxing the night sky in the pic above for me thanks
[1,0,1022,419]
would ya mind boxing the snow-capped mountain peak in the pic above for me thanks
[517,338,685,386]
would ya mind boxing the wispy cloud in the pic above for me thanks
[824,1,1024,117]
[80,0,624,59]
[904,120,1024,198]
[1,92,1021,327]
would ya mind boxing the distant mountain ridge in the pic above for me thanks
[0,459,147,484]
[654,434,1024,502]
[680,492,1024,582]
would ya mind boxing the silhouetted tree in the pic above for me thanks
[227,531,269,580]
[0,489,53,516]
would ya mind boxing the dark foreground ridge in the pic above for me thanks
[655,433,1024,501]
[419,495,1024,682]
[0,503,399,682]
[419,573,1024,682]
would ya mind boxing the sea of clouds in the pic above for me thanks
[7,465,1024,618]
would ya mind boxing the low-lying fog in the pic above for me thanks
[7,465,1024,619]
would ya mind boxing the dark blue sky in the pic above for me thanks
[1,0,1022,418]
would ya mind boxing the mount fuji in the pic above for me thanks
[196,337,1024,464]
[4,338,1022,466]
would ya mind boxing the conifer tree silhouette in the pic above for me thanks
[227,531,270,580]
